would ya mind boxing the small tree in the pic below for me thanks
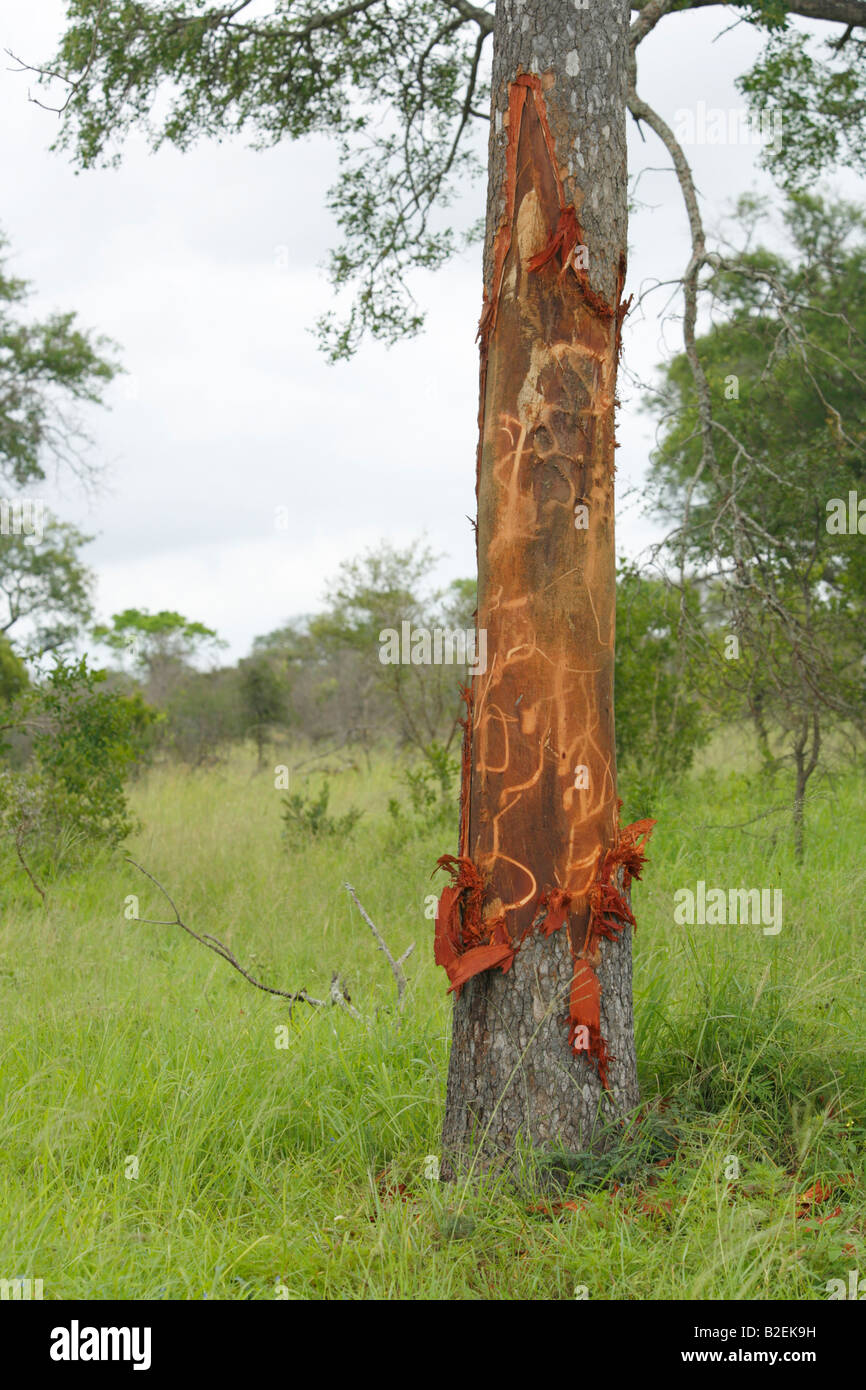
[0,225,120,488]
[92,608,226,702]
[615,563,709,811]
[1,655,156,894]
[647,193,866,859]
[238,655,287,767]
[0,516,95,654]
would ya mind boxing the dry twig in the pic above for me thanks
[344,882,414,1009]
[125,856,360,1018]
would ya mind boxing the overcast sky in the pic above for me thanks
[0,3,848,663]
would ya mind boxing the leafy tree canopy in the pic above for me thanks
[0,516,95,654]
[92,607,226,676]
[0,227,120,486]
[0,636,28,706]
[30,1,866,357]
[648,190,866,601]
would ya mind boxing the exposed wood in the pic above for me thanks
[438,0,646,1172]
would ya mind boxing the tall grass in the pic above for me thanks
[0,742,863,1298]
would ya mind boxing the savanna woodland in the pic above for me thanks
[1,0,865,1310]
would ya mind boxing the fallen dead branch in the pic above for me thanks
[125,857,360,1019]
[344,882,414,1010]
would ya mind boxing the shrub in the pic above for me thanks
[280,779,363,846]
[386,741,459,843]
[0,655,156,882]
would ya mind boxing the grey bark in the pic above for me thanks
[442,915,639,1171]
[483,0,630,308]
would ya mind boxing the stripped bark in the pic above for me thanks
[437,0,652,1172]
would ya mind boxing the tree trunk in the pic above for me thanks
[791,712,819,865]
[436,0,651,1172]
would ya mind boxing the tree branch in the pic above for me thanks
[631,0,675,47]
[442,0,494,35]
[14,824,46,904]
[631,0,866,29]
[344,882,414,1009]
[5,0,108,114]
[125,856,360,1017]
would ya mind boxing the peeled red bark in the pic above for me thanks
[436,0,652,1168]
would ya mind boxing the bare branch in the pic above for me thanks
[442,0,495,35]
[125,856,359,1017]
[631,0,675,48]
[5,0,108,115]
[344,881,414,1009]
[631,0,866,30]
[14,825,46,905]
[328,972,361,1017]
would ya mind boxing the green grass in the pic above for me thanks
[0,742,864,1299]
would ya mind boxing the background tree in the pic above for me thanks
[0,224,133,891]
[254,540,475,763]
[313,541,474,758]
[647,192,866,859]
[238,653,288,768]
[0,655,156,896]
[0,515,94,654]
[0,225,120,487]
[0,635,27,702]
[92,607,226,703]
[0,222,118,672]
[615,561,709,814]
[161,665,245,766]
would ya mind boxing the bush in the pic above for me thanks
[0,655,156,881]
[387,741,460,844]
[616,564,709,803]
[280,779,363,846]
